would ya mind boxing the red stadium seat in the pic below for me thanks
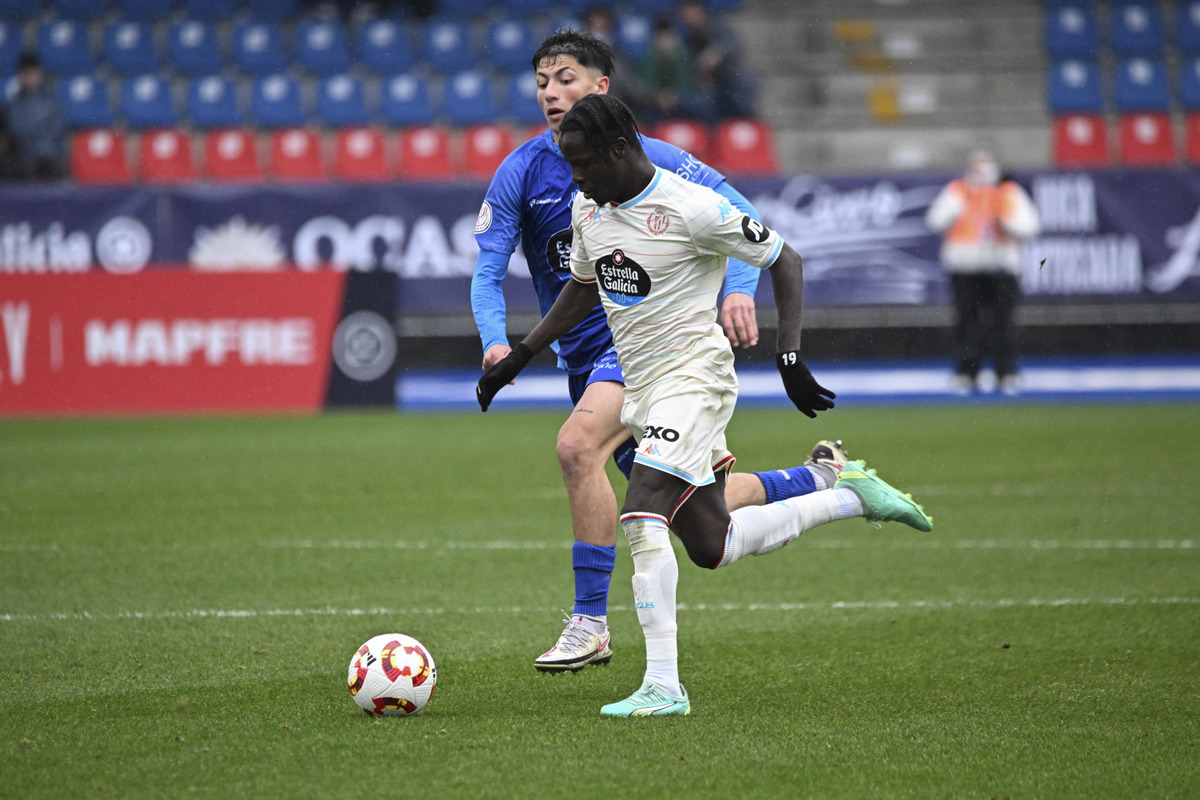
[70,129,132,183]
[397,126,455,180]
[268,127,327,181]
[462,124,513,178]
[1052,114,1110,167]
[710,119,779,175]
[1185,112,1200,165]
[139,129,197,183]
[333,127,390,181]
[652,120,711,163]
[204,129,262,182]
[1118,112,1177,166]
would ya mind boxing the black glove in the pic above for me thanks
[776,351,836,418]
[476,343,533,412]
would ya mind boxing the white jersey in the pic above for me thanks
[569,167,783,395]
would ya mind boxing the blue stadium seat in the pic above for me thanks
[0,0,42,22]
[103,21,158,77]
[444,69,498,126]
[380,71,435,127]
[246,0,297,22]
[55,0,111,22]
[706,0,744,10]
[122,74,178,128]
[506,70,544,125]
[316,73,369,127]
[358,19,414,74]
[1176,2,1200,55]
[616,15,653,62]
[547,15,582,36]
[487,19,534,74]
[233,22,288,76]
[57,73,113,128]
[117,0,174,22]
[37,21,94,76]
[1109,1,1165,57]
[187,74,242,128]
[295,20,351,76]
[1179,57,1200,110]
[168,21,222,76]
[1044,3,1100,58]
[251,73,306,128]
[497,0,553,14]
[437,0,491,16]
[1047,59,1103,113]
[0,22,22,76]
[1114,57,1170,111]
[185,0,240,20]
[422,18,475,74]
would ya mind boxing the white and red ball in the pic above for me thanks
[347,633,437,716]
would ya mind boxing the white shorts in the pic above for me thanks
[621,373,737,487]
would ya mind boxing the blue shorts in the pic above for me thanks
[567,345,635,479]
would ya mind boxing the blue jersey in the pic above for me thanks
[472,128,761,375]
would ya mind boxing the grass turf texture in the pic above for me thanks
[2,404,1197,799]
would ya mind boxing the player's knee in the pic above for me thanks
[680,533,725,570]
[555,426,603,475]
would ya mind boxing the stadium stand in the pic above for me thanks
[37,21,94,76]
[268,127,326,181]
[139,128,197,182]
[711,118,779,175]
[184,0,239,21]
[422,18,476,74]
[1114,56,1171,111]
[167,21,223,77]
[0,0,41,23]
[246,0,299,22]
[651,119,712,163]
[462,123,514,177]
[251,74,305,129]
[1044,2,1101,58]
[486,19,536,74]
[1108,0,1166,57]
[380,72,437,127]
[615,15,654,62]
[333,127,391,181]
[203,128,262,181]
[0,22,20,75]
[444,69,499,126]
[316,74,370,128]
[118,0,175,22]
[1052,113,1110,166]
[1048,59,1104,113]
[1117,111,1176,165]
[1178,1,1200,54]
[439,0,493,17]
[187,75,242,129]
[1181,56,1200,110]
[233,22,288,76]
[122,74,178,128]
[397,126,455,179]
[358,19,415,74]
[103,21,159,77]
[59,74,114,128]
[56,0,111,22]
[506,71,545,125]
[71,128,132,183]
[1185,112,1200,163]
[497,0,554,14]
[295,20,351,76]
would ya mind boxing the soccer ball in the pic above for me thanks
[347,633,437,716]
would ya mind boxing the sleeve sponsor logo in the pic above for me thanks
[741,216,770,244]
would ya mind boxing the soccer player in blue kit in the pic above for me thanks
[471,30,849,673]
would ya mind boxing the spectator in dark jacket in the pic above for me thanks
[677,0,757,120]
[8,53,66,181]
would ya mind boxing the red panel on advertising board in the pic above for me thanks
[0,271,346,416]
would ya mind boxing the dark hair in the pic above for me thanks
[559,93,643,160]
[531,29,615,77]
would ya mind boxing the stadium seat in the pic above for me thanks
[444,70,499,126]
[0,23,21,76]
[1179,57,1200,110]
[117,0,174,21]
[380,72,436,127]
[1117,112,1176,166]
[55,0,110,22]
[37,21,94,76]
[486,19,535,74]
[1114,57,1169,112]
[707,0,744,9]
[462,124,513,178]
[397,126,455,179]
[1176,2,1200,55]
[497,0,554,15]
[1184,112,1200,164]
[1109,1,1164,56]
[251,74,306,129]
[139,129,198,183]
[203,129,262,181]
[168,21,223,77]
[187,75,242,129]
[70,129,132,183]
[422,19,475,74]
[184,0,239,21]
[710,118,779,175]
[1044,3,1100,58]
[316,74,369,127]
[103,21,158,77]
[333,127,391,181]
[121,75,178,129]
[616,15,654,62]
[268,127,326,181]
[358,19,415,74]
[506,71,544,125]
[233,22,288,76]
[58,74,114,128]
[438,0,491,16]
[295,20,351,76]
[1051,113,1109,166]
[0,0,40,23]
[651,119,712,163]
[1047,59,1104,113]
[246,0,297,22]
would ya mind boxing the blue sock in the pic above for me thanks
[754,466,818,503]
[573,542,616,617]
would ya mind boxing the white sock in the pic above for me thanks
[805,464,837,491]
[719,490,849,567]
[620,512,681,697]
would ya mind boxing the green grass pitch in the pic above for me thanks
[2,403,1198,799]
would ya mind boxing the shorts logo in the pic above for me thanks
[741,216,770,244]
[546,227,573,273]
[643,425,679,442]
[474,201,493,234]
[597,249,651,307]
[647,207,669,236]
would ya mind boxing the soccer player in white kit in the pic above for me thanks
[477,94,933,716]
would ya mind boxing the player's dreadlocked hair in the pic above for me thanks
[559,93,643,161]
[531,29,615,77]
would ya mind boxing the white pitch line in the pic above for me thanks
[2,596,1197,624]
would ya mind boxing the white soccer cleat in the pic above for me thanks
[533,613,613,674]
[805,439,849,471]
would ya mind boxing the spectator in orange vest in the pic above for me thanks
[925,150,1040,395]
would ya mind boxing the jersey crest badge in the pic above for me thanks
[647,207,669,236]
[475,201,493,234]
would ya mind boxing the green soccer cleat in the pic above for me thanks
[600,681,691,717]
[835,460,933,532]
